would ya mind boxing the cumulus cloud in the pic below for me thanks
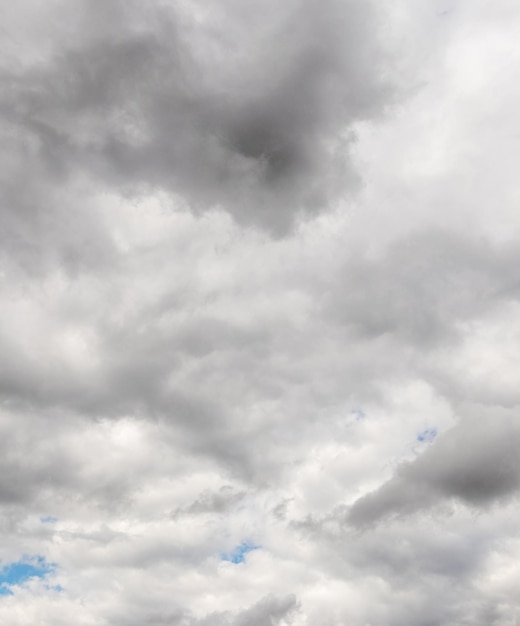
[2,0,520,625]
[1,0,396,236]
[348,408,520,527]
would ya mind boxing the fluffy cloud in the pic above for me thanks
[1,0,520,624]
[1,0,398,236]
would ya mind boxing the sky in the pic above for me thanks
[1,0,520,624]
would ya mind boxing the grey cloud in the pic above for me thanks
[0,413,80,507]
[231,594,298,626]
[3,226,520,490]
[191,594,298,626]
[2,3,520,624]
[0,408,182,517]
[348,407,520,526]
[331,228,520,347]
[2,0,395,235]
[174,486,247,518]
[112,594,298,626]
[0,119,117,275]
[289,494,520,626]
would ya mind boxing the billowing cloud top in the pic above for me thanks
[1,0,520,624]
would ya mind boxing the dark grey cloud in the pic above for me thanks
[112,593,298,626]
[348,407,520,527]
[1,0,396,236]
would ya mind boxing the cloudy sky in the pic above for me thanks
[1,0,520,623]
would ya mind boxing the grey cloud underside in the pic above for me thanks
[348,408,520,527]
[174,486,247,518]
[222,594,298,626]
[112,593,298,626]
[1,0,393,236]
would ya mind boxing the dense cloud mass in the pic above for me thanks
[1,0,520,624]
[1,0,395,236]
[348,408,520,526]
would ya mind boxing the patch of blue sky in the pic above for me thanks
[417,427,437,443]
[0,557,56,596]
[40,516,58,524]
[220,542,261,564]
[351,409,366,421]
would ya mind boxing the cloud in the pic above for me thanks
[0,557,56,596]
[328,228,520,348]
[108,593,298,626]
[230,594,298,626]
[176,486,247,518]
[348,407,520,527]
[1,1,520,625]
[1,0,397,236]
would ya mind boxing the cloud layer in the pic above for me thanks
[2,0,520,624]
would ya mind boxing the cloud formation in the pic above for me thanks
[2,0,396,236]
[348,408,520,527]
[2,0,520,624]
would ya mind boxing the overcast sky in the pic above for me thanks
[1,0,520,624]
